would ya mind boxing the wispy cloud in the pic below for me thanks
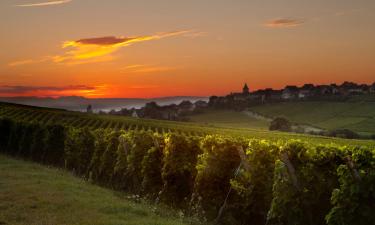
[123,64,179,74]
[53,30,192,65]
[264,18,304,28]
[15,0,72,7]
[334,9,362,17]
[0,84,106,97]
[9,30,199,66]
[8,57,50,67]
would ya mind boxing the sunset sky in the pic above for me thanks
[1,0,375,98]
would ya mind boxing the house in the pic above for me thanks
[194,100,208,108]
[330,84,340,95]
[298,84,314,99]
[131,110,139,118]
[370,82,375,93]
[282,86,299,99]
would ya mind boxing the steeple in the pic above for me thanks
[243,83,249,95]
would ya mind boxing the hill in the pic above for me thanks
[1,102,375,224]
[1,101,374,147]
[0,96,208,112]
[188,109,270,130]
[0,154,191,225]
[249,101,375,136]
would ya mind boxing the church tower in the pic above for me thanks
[243,83,249,95]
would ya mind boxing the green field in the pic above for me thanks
[249,101,375,135]
[1,101,374,147]
[188,109,269,130]
[0,154,192,225]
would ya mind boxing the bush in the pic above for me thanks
[65,127,95,176]
[126,131,154,192]
[328,129,359,139]
[269,117,292,132]
[113,132,132,190]
[99,130,121,185]
[230,140,279,225]
[141,133,164,197]
[6,121,24,155]
[43,124,66,167]
[192,135,241,220]
[326,147,375,225]
[0,118,13,152]
[160,134,201,207]
[267,141,343,225]
[17,123,37,157]
[89,129,109,183]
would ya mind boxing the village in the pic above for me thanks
[99,81,375,121]
[209,81,375,109]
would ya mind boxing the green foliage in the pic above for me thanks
[113,132,132,190]
[192,135,241,219]
[328,129,360,139]
[269,117,292,132]
[141,133,164,197]
[6,121,24,154]
[89,129,108,182]
[99,130,121,185]
[17,123,37,157]
[267,141,343,225]
[326,147,375,225]
[65,127,95,176]
[43,124,66,166]
[0,118,13,152]
[1,112,375,225]
[126,131,154,192]
[230,139,279,225]
[160,133,201,206]
[29,125,47,162]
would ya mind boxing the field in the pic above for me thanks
[249,101,375,135]
[0,154,190,225]
[188,109,269,130]
[1,102,375,225]
[1,102,374,147]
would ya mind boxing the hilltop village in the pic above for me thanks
[209,81,375,110]
[100,81,375,120]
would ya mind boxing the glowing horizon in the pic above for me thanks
[1,0,375,98]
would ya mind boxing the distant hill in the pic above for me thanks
[0,96,208,112]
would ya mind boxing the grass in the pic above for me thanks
[249,101,375,135]
[0,154,193,225]
[187,109,269,130]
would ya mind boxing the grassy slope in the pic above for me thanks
[249,101,375,135]
[0,155,190,225]
[188,109,269,130]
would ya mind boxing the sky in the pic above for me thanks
[0,0,375,98]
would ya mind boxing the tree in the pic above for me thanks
[269,117,292,132]
[87,104,93,113]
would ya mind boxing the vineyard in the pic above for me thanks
[1,102,374,147]
[1,102,375,225]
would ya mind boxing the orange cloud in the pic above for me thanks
[15,0,72,7]
[8,57,50,67]
[53,31,192,65]
[0,84,106,97]
[264,18,304,28]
